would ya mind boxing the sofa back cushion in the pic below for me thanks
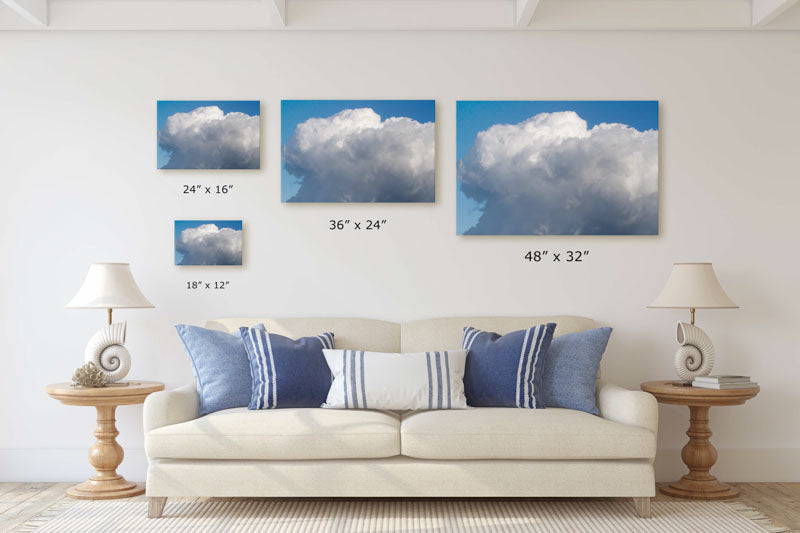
[208,316,594,355]
[401,316,595,353]
[208,317,401,352]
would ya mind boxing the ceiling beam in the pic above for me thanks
[515,0,540,26]
[1,0,47,26]
[267,0,286,25]
[752,0,800,25]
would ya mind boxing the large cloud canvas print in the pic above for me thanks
[175,220,243,266]
[158,101,260,169]
[281,100,435,202]
[457,101,659,235]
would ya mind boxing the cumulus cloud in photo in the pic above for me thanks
[458,110,658,235]
[158,105,260,169]
[175,222,242,266]
[282,107,435,202]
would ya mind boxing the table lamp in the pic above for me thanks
[648,262,738,383]
[66,263,154,383]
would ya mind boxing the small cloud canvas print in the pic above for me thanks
[457,101,659,235]
[281,100,435,202]
[174,220,243,266]
[158,101,260,169]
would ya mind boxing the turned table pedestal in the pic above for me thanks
[45,381,164,500]
[640,380,759,500]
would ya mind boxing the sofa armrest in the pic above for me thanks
[143,383,200,433]
[596,380,658,436]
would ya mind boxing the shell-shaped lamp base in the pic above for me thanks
[674,322,715,382]
[84,322,131,382]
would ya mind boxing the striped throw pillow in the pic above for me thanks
[240,327,334,409]
[321,350,469,410]
[462,324,556,408]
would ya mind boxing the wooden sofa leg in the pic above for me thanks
[633,497,652,518]
[148,497,167,518]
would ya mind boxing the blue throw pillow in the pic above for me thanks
[542,327,613,415]
[175,324,265,416]
[240,327,334,409]
[462,324,556,408]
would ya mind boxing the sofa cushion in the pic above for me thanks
[401,316,595,353]
[146,408,400,460]
[208,317,401,352]
[400,408,655,460]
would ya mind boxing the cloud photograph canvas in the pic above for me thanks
[174,220,243,266]
[457,101,659,235]
[281,100,435,202]
[158,101,260,169]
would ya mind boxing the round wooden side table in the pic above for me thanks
[45,381,165,500]
[641,380,759,500]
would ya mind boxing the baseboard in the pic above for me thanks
[654,448,800,482]
[0,448,148,482]
[2,447,799,483]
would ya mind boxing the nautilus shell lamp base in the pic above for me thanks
[674,319,715,383]
[85,321,132,383]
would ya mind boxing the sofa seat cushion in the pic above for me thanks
[146,408,400,460]
[400,408,655,460]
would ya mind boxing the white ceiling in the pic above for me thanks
[1,0,799,30]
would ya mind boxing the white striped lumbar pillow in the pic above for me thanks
[321,349,469,410]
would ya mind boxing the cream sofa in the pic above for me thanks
[144,316,658,518]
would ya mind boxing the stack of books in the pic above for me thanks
[692,375,758,389]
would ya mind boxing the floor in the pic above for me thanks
[1,482,798,532]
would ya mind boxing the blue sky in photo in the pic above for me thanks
[174,220,242,265]
[157,100,260,168]
[281,100,436,201]
[456,101,659,234]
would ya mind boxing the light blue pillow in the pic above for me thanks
[462,324,556,408]
[175,324,264,416]
[240,327,334,409]
[542,327,613,415]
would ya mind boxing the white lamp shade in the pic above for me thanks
[66,263,154,309]
[648,262,737,309]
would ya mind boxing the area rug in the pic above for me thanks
[13,499,788,533]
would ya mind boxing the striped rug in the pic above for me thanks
[14,499,788,532]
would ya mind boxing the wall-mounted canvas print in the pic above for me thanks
[457,101,659,235]
[174,220,243,266]
[281,100,435,202]
[158,101,260,169]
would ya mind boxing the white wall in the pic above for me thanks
[1,30,798,483]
